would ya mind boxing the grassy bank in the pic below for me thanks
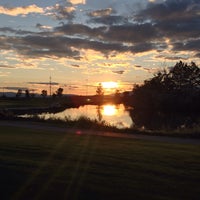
[11,116,200,138]
[0,126,200,200]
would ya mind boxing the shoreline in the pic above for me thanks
[0,119,200,145]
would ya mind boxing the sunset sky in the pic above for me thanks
[0,0,199,95]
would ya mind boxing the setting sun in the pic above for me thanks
[102,82,118,89]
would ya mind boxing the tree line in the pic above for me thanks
[125,61,200,129]
[15,87,64,98]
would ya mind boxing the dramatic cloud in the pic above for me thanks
[0,0,199,64]
[137,0,200,21]
[36,23,52,31]
[88,8,113,17]
[54,24,95,37]
[156,55,188,61]
[104,23,159,43]
[0,27,35,35]
[55,23,160,46]
[0,4,44,16]
[172,39,200,52]
[87,8,129,25]
[112,70,125,75]
[88,15,128,25]
[68,0,86,5]
[46,4,76,21]
[136,0,200,41]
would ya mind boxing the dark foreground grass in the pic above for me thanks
[0,126,200,200]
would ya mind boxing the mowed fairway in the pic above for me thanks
[0,126,200,200]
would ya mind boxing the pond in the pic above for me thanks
[39,104,133,129]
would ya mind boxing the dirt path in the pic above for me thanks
[0,120,200,145]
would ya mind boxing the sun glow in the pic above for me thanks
[102,105,117,116]
[102,81,118,89]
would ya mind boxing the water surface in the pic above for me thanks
[40,104,133,129]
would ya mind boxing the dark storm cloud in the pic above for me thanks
[0,27,34,35]
[104,23,159,43]
[126,0,200,58]
[2,34,128,58]
[136,0,200,21]
[0,27,17,33]
[155,18,200,40]
[54,24,95,36]
[136,0,200,40]
[129,42,155,53]
[156,55,188,61]
[0,27,163,59]
[0,36,17,50]
[172,39,200,52]
[18,35,80,58]
[88,15,128,25]
[1,0,199,60]
[55,22,159,44]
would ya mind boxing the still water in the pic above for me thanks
[40,104,133,129]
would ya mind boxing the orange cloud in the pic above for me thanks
[68,0,86,5]
[0,4,44,16]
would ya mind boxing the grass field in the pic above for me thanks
[0,98,60,109]
[0,126,200,200]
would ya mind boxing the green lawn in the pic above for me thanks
[0,126,200,200]
[0,98,52,108]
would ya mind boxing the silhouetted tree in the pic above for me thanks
[25,89,30,98]
[56,87,63,97]
[96,83,104,104]
[16,89,22,98]
[127,61,200,129]
[41,90,47,98]
[142,61,200,92]
[114,89,121,103]
[52,93,56,99]
[96,83,104,96]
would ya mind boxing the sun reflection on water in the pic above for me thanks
[102,105,117,116]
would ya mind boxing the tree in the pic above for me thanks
[96,83,104,96]
[41,90,47,98]
[114,89,121,103]
[25,89,30,98]
[96,83,104,104]
[165,61,200,91]
[16,89,22,98]
[127,61,200,129]
[56,87,63,97]
[142,61,200,92]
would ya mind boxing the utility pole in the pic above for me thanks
[49,76,52,97]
